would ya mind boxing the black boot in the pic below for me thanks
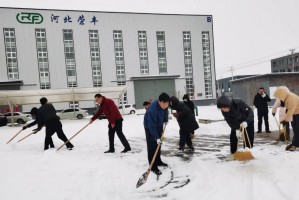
[151,167,162,175]
[157,161,168,167]
[188,145,195,151]
[104,149,115,153]
[121,148,131,153]
[66,142,74,150]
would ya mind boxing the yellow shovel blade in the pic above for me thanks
[234,151,254,161]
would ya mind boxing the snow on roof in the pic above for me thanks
[0,86,127,105]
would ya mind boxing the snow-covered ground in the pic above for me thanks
[1,106,298,200]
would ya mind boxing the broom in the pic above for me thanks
[234,126,254,161]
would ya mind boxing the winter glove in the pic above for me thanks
[240,121,248,128]
[157,139,163,145]
[22,126,27,130]
[32,127,42,132]
[236,130,242,140]
[281,120,288,126]
[261,93,266,98]
[272,112,275,116]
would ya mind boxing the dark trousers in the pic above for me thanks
[47,136,55,148]
[179,130,193,149]
[45,119,73,150]
[257,110,270,131]
[108,119,130,150]
[291,114,299,146]
[145,128,162,170]
[230,122,254,154]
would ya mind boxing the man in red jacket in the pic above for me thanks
[89,94,131,153]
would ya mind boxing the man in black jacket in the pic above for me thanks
[182,94,195,115]
[35,97,74,150]
[253,87,271,133]
[170,96,199,151]
[23,107,55,149]
[217,96,254,154]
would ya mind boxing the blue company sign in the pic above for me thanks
[16,12,43,24]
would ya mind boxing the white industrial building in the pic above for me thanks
[0,7,216,110]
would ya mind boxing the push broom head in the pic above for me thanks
[234,151,254,161]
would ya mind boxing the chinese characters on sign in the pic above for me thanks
[64,15,72,23]
[51,14,59,23]
[91,16,98,25]
[50,14,98,25]
[77,15,85,25]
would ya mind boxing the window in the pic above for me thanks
[63,30,77,87]
[89,30,102,87]
[113,30,126,84]
[183,31,194,99]
[3,28,18,79]
[35,29,50,89]
[118,90,127,105]
[186,78,194,99]
[156,31,167,74]
[69,102,79,109]
[202,31,213,99]
[138,31,149,75]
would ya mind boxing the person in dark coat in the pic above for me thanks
[217,96,254,154]
[144,93,169,176]
[90,94,131,153]
[183,94,196,137]
[182,94,195,115]
[253,87,271,133]
[23,107,54,148]
[143,101,151,110]
[170,96,199,151]
[35,97,74,151]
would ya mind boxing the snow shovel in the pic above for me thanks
[17,131,37,143]
[234,127,254,161]
[6,129,23,144]
[57,123,90,151]
[136,124,167,188]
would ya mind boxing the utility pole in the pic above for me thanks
[229,66,234,80]
[290,49,295,72]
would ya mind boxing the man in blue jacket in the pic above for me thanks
[144,93,169,176]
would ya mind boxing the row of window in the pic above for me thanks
[202,32,213,99]
[273,67,299,73]
[2,28,213,99]
[273,56,299,67]
[183,31,194,99]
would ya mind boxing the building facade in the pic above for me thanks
[0,7,216,110]
[216,75,256,97]
[231,73,299,106]
[271,52,299,73]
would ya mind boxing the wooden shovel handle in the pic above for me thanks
[147,123,167,172]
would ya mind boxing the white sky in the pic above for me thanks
[1,0,299,79]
